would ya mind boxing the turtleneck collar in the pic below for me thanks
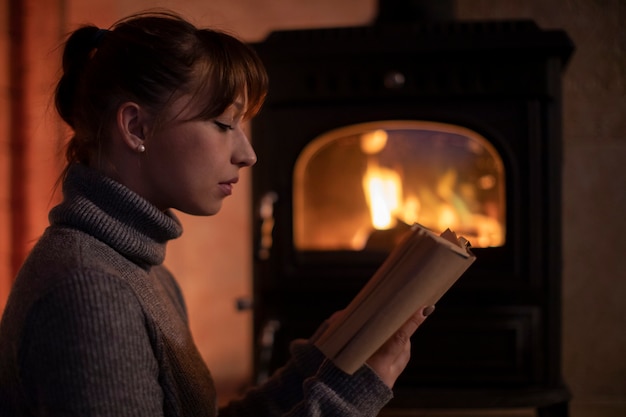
[49,163,183,267]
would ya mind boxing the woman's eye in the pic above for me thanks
[214,121,234,132]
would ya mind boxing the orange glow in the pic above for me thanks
[362,162,402,230]
[360,130,504,247]
[294,121,506,250]
[361,129,401,230]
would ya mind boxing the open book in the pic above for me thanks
[313,223,476,374]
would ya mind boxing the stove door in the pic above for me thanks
[293,120,506,253]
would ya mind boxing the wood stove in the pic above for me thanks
[249,3,574,415]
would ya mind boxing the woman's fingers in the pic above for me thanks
[366,305,435,388]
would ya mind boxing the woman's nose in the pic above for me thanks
[233,132,257,167]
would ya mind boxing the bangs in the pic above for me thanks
[186,29,268,121]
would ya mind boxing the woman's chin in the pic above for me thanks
[177,201,223,217]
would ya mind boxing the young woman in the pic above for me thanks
[0,11,433,416]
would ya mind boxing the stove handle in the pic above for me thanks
[257,191,278,260]
[255,318,281,384]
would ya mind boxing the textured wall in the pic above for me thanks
[0,0,9,310]
[456,2,626,416]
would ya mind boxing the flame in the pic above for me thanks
[361,129,403,230]
[362,163,402,230]
[360,129,388,154]
[359,129,504,247]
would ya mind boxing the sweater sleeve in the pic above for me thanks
[219,340,393,417]
[18,273,165,417]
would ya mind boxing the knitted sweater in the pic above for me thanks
[0,164,392,416]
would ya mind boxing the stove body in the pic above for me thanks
[250,17,573,416]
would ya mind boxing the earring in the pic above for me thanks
[137,144,146,153]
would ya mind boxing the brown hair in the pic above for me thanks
[54,10,268,176]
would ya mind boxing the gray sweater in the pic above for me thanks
[0,164,392,416]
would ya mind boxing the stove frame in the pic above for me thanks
[250,18,573,416]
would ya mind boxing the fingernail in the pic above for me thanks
[423,305,436,317]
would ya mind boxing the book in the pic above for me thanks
[313,223,476,375]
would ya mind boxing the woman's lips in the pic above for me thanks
[218,183,233,196]
[218,178,238,196]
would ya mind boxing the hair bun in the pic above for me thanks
[93,28,109,47]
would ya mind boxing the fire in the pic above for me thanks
[360,129,504,247]
[361,129,400,230]
[362,163,402,230]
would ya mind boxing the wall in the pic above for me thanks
[1,0,66,310]
[456,3,625,416]
[1,0,624,416]
[0,0,9,310]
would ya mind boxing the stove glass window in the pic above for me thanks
[293,121,505,251]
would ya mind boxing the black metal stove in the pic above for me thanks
[249,1,574,415]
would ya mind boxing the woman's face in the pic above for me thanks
[139,94,257,215]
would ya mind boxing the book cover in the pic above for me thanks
[314,223,476,374]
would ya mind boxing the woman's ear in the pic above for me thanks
[116,102,148,152]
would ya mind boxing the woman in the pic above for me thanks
[0,11,433,416]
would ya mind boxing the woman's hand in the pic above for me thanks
[365,305,435,388]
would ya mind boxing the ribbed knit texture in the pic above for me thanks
[0,163,393,417]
